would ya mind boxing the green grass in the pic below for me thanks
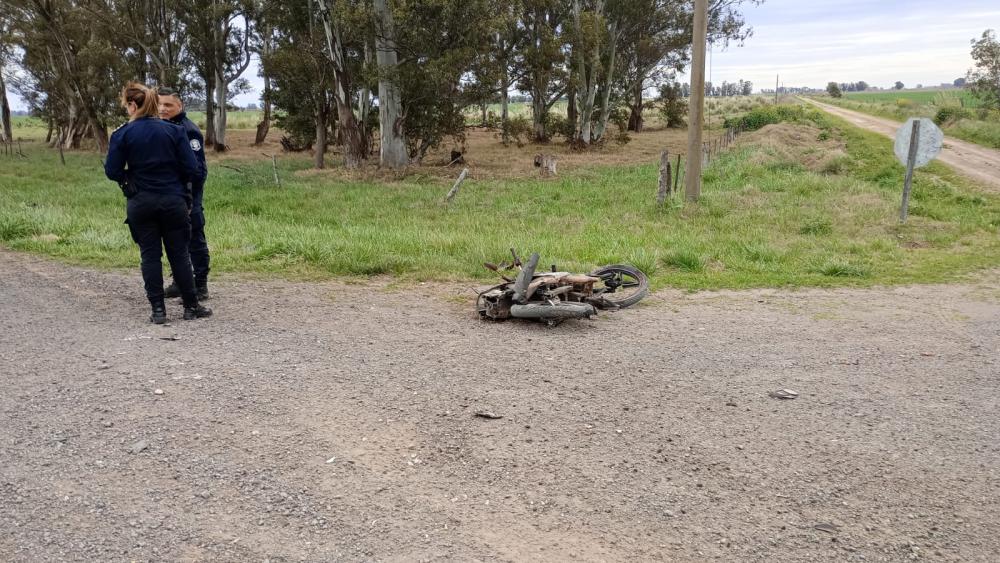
[1,108,998,290]
[844,90,981,107]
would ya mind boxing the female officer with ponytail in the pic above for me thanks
[104,82,212,324]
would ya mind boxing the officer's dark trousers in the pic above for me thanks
[126,191,197,306]
[189,204,210,284]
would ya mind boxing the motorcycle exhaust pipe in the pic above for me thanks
[510,302,597,320]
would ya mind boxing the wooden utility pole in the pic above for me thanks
[685,0,708,201]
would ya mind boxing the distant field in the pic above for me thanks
[7,111,264,143]
[814,90,1000,149]
[845,90,981,107]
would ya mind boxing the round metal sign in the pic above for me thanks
[894,118,943,169]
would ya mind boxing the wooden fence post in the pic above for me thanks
[445,167,469,204]
[657,150,671,205]
[674,154,682,194]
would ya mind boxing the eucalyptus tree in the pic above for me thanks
[315,0,368,168]
[259,0,336,167]
[83,0,188,89]
[372,0,406,168]
[0,11,13,142]
[177,0,254,151]
[517,0,569,142]
[391,0,498,163]
[2,0,133,151]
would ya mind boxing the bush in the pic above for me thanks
[724,105,806,131]
[501,115,533,147]
[658,82,687,128]
[934,106,973,126]
[544,112,575,140]
[896,98,916,108]
[609,106,631,145]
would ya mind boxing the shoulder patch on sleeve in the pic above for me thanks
[190,139,202,151]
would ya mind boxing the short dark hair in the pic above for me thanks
[157,87,181,100]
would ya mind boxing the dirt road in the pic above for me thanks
[801,98,1000,191]
[2,249,999,561]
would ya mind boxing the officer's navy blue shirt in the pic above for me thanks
[104,116,204,199]
[167,111,208,189]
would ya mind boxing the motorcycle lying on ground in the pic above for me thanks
[476,249,649,325]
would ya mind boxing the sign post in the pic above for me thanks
[894,117,943,223]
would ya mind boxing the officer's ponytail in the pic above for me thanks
[121,82,159,121]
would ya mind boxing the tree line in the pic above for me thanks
[0,0,761,169]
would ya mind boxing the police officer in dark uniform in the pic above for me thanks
[157,87,211,300]
[104,82,212,324]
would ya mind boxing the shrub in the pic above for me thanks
[934,106,973,126]
[896,98,916,108]
[724,105,805,131]
[545,112,575,140]
[501,116,533,147]
[658,82,687,128]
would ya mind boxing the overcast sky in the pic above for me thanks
[679,0,998,91]
[6,0,998,111]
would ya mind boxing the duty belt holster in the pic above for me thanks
[119,179,139,199]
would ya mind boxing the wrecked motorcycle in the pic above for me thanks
[476,249,649,324]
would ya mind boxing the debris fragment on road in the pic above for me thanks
[768,389,799,400]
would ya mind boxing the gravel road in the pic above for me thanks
[2,249,999,562]
[801,97,1000,192]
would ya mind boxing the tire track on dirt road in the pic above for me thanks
[801,97,1000,192]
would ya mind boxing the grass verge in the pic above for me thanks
[1,110,998,290]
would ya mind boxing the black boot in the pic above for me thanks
[164,282,181,298]
[183,303,213,320]
[150,301,167,324]
[195,279,209,301]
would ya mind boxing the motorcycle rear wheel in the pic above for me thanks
[588,264,649,309]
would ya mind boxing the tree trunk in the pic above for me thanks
[213,68,228,151]
[566,82,577,137]
[318,0,367,168]
[254,85,271,145]
[0,69,11,143]
[314,105,327,169]
[500,72,510,145]
[531,93,547,142]
[203,76,217,148]
[358,42,373,155]
[627,80,643,132]
[254,34,273,146]
[593,21,618,142]
[572,0,603,146]
[373,0,408,169]
[87,112,109,153]
[480,103,488,127]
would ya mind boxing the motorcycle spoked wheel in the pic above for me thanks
[588,264,649,309]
